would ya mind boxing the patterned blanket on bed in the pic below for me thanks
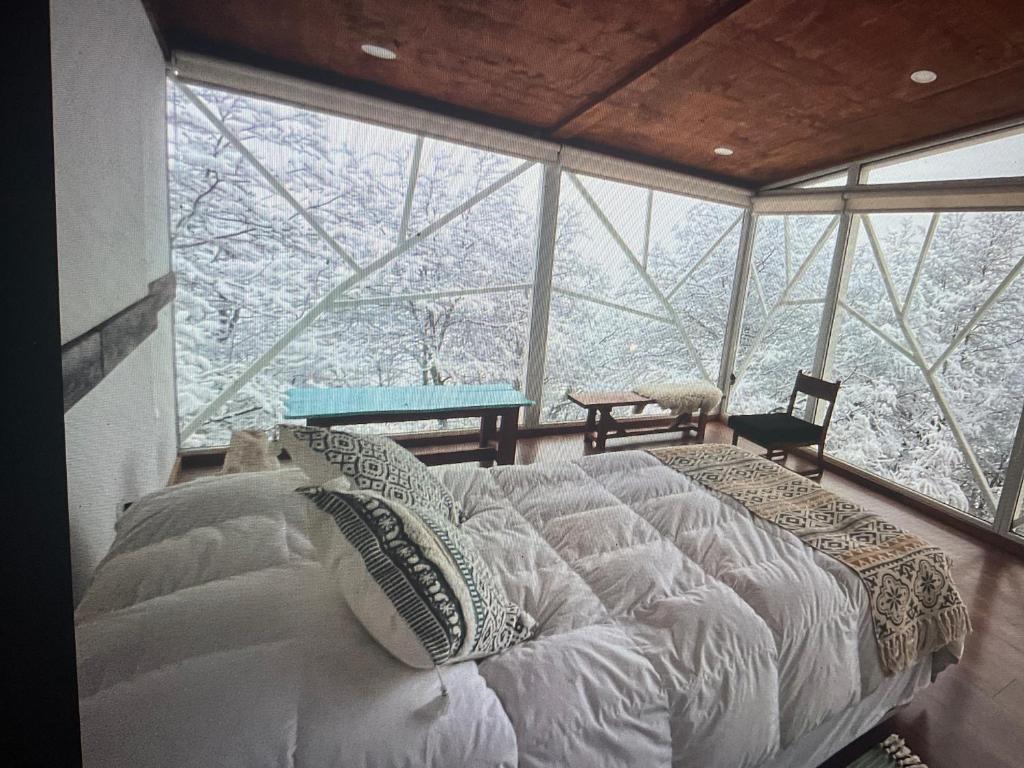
[648,443,970,676]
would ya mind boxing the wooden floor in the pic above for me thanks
[181,423,1024,765]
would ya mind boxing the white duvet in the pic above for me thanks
[76,450,937,768]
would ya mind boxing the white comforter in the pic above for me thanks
[76,451,936,768]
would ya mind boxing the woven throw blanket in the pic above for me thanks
[648,443,970,676]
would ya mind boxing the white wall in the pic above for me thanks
[63,312,177,596]
[51,0,172,342]
[51,0,178,601]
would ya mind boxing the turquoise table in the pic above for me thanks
[284,384,534,466]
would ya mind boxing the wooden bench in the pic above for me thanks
[568,390,709,454]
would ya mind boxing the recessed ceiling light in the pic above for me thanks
[361,43,397,60]
[714,147,734,156]
[910,69,937,84]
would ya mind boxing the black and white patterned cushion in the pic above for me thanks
[300,485,534,668]
[280,425,462,524]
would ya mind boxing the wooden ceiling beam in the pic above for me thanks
[551,0,756,139]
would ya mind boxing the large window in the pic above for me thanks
[827,211,1024,520]
[795,172,847,189]
[169,82,541,447]
[166,75,1024,543]
[863,125,1024,184]
[168,82,745,445]
[729,214,839,414]
[541,173,743,421]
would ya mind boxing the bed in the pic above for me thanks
[75,446,966,768]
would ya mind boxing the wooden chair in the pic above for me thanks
[727,370,841,480]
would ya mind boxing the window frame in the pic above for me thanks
[169,52,1024,545]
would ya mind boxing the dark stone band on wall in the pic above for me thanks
[61,272,176,412]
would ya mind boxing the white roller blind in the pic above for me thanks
[751,193,844,214]
[844,186,1024,212]
[171,51,559,163]
[559,147,751,207]
[753,184,1024,214]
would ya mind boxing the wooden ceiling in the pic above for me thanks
[144,0,1024,187]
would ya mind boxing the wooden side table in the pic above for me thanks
[568,390,708,454]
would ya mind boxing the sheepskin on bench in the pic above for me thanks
[633,380,723,414]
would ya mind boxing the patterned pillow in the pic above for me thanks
[300,484,534,668]
[279,424,461,524]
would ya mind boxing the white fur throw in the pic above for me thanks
[221,429,281,474]
[634,380,723,414]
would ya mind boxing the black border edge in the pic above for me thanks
[1,2,83,766]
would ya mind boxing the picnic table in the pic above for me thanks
[284,383,533,466]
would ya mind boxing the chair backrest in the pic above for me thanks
[785,370,841,433]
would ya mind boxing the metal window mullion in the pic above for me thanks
[782,298,826,306]
[718,210,756,410]
[167,80,185,450]
[836,299,916,363]
[806,206,857,420]
[901,211,939,317]
[523,161,561,427]
[783,216,792,283]
[177,81,362,274]
[397,136,424,243]
[666,213,744,301]
[861,215,906,317]
[783,215,841,297]
[551,286,673,325]
[751,265,770,316]
[641,188,653,270]
[333,283,532,308]
[928,251,1024,374]
[732,216,839,387]
[914,342,1000,515]
[819,216,862,386]
[994,401,1024,535]
[731,301,781,385]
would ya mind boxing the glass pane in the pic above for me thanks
[863,125,1024,184]
[795,171,847,189]
[828,211,1024,522]
[830,311,973,508]
[169,81,540,447]
[542,173,742,422]
[729,214,838,415]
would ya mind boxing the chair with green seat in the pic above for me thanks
[727,370,841,480]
